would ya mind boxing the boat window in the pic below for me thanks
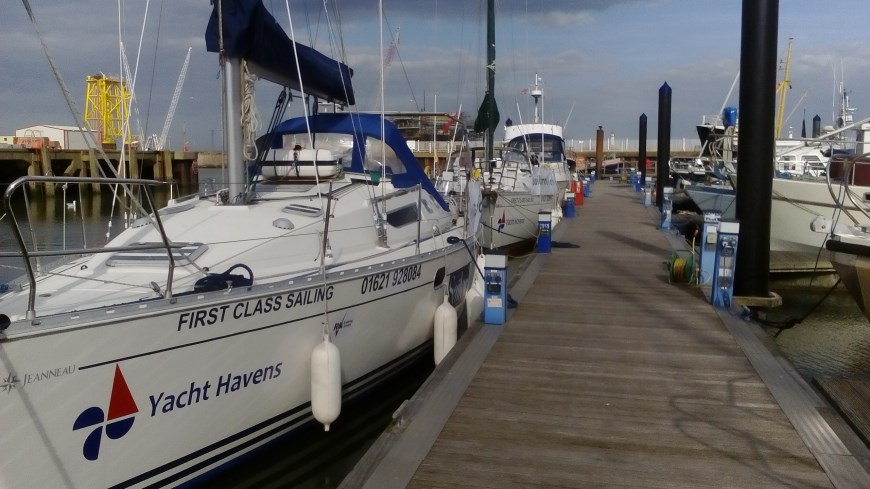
[386,204,419,227]
[364,137,405,175]
[106,242,208,267]
[510,134,564,161]
[447,149,472,173]
[500,149,529,169]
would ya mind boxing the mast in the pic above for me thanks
[485,0,495,165]
[474,0,499,169]
[224,58,246,204]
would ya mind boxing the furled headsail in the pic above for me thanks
[205,0,355,106]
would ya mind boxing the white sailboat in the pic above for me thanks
[817,153,870,320]
[460,0,559,252]
[0,1,477,487]
[504,73,573,202]
[437,142,558,251]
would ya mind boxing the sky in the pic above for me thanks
[2,0,869,151]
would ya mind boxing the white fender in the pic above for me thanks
[310,334,341,431]
[434,294,458,365]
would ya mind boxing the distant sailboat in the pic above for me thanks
[470,0,559,251]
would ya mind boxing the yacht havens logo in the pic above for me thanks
[73,365,138,461]
[496,211,523,232]
[72,361,284,460]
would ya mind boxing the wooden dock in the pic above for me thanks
[341,180,870,488]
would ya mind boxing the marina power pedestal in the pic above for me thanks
[635,171,642,192]
[565,194,575,218]
[699,211,721,293]
[483,253,508,325]
[583,178,591,198]
[660,187,673,230]
[711,220,739,308]
[537,211,552,253]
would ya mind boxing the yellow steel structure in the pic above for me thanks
[84,74,132,148]
[774,38,793,139]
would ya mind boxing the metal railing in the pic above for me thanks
[1,176,182,319]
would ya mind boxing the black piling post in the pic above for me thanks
[639,114,647,184]
[734,0,778,299]
[813,114,821,138]
[656,83,671,209]
[596,126,604,178]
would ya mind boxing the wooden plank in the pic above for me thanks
[816,378,870,446]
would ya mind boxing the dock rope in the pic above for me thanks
[752,277,842,337]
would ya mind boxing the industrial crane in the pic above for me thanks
[155,47,192,151]
[774,38,793,138]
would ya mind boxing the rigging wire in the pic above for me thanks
[20,0,148,222]
[383,16,420,111]
[144,0,165,140]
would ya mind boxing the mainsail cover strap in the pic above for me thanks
[205,0,355,106]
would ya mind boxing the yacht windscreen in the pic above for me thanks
[508,134,564,161]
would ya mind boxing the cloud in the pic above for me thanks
[526,11,594,27]
[3,0,868,150]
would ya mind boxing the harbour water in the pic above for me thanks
[0,171,867,487]
[767,280,870,380]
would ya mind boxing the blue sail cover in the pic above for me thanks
[270,113,449,210]
[205,0,355,106]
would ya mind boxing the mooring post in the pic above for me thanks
[734,0,778,300]
[88,148,100,192]
[129,147,140,181]
[656,83,671,209]
[639,113,647,189]
[595,126,604,179]
[41,146,55,197]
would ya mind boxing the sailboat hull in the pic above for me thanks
[0,249,472,488]
[481,191,555,250]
